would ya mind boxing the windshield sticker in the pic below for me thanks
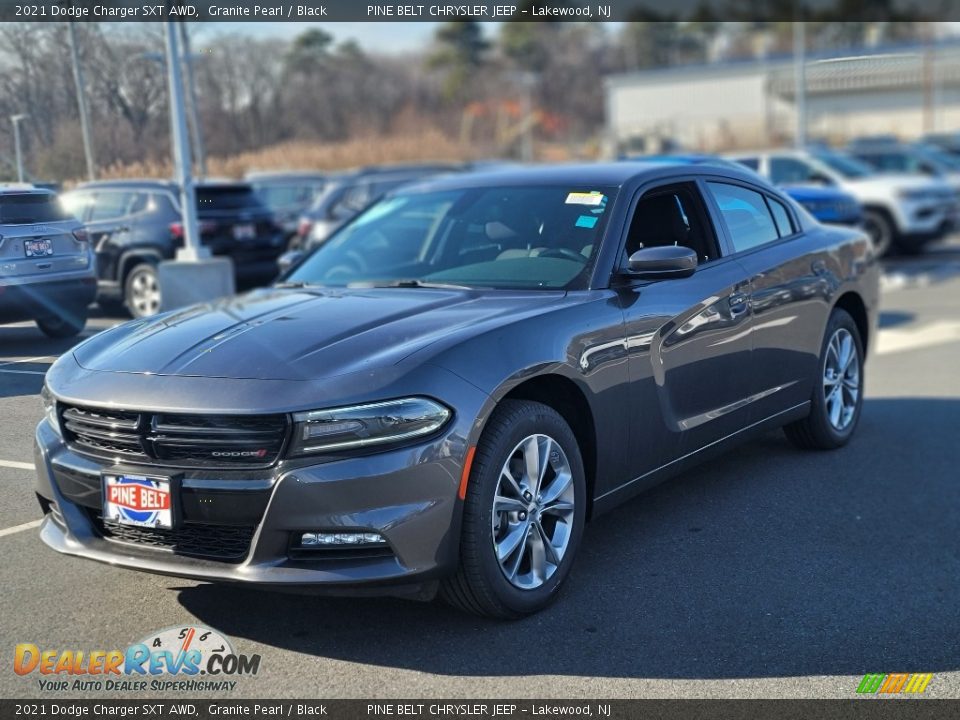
[575,215,599,229]
[565,191,605,206]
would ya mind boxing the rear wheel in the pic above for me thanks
[35,313,86,339]
[441,400,586,619]
[784,308,864,450]
[124,263,161,318]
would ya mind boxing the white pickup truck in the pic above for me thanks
[726,148,957,255]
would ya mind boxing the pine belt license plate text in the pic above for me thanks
[232,223,256,241]
[103,474,173,529]
[24,239,53,257]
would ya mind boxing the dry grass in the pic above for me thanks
[95,130,474,181]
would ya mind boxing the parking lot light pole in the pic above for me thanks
[157,21,234,312]
[10,114,28,183]
[178,23,207,179]
[164,21,204,260]
[793,21,807,149]
[67,21,96,181]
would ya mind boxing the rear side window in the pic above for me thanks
[768,198,794,237]
[196,186,259,211]
[0,193,70,224]
[88,191,135,222]
[706,182,779,253]
[735,157,760,171]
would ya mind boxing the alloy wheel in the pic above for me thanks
[823,327,860,431]
[492,433,575,590]
[129,269,161,317]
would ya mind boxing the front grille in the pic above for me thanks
[91,512,253,563]
[61,404,289,469]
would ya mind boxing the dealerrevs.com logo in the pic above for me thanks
[14,625,261,693]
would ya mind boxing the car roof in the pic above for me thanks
[70,179,179,193]
[245,171,326,182]
[0,184,53,196]
[400,162,771,195]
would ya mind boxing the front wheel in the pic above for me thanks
[441,400,587,619]
[784,308,864,450]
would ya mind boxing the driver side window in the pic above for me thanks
[625,183,719,263]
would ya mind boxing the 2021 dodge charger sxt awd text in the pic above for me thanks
[34,164,878,618]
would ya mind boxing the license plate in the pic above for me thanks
[24,239,54,258]
[232,223,256,241]
[103,474,173,529]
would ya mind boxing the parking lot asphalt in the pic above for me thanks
[1,241,959,700]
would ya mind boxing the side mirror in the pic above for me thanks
[625,246,698,280]
[277,250,305,275]
[809,173,834,186]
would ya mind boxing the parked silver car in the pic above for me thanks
[0,186,96,337]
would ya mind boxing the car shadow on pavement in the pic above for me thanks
[177,397,960,680]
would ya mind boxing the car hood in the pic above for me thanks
[73,286,565,381]
[844,173,949,192]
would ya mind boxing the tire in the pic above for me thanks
[35,313,86,339]
[861,208,894,257]
[784,308,864,450]
[441,400,587,619]
[124,263,161,319]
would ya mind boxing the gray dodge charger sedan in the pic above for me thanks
[34,163,879,618]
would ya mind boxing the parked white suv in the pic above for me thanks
[727,149,956,255]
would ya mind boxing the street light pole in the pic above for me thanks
[793,21,807,149]
[10,114,28,183]
[156,20,232,314]
[67,21,96,181]
[178,22,207,179]
[163,21,206,261]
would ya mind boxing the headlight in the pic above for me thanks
[289,397,451,456]
[40,384,61,437]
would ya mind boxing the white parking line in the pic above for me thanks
[0,368,46,376]
[0,355,55,368]
[0,460,35,470]
[876,320,960,356]
[0,519,42,538]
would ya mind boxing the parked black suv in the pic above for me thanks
[61,180,286,317]
[291,164,459,251]
[246,171,327,241]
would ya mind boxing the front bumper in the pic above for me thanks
[33,412,469,598]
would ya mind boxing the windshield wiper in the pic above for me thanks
[274,280,323,289]
[361,279,477,290]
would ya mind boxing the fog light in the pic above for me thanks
[300,532,386,547]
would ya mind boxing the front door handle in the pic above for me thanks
[729,292,749,317]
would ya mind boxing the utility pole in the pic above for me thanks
[178,22,207,178]
[164,21,205,260]
[793,21,807,149]
[10,114,28,183]
[67,21,96,181]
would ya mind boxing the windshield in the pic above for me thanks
[286,185,617,290]
[812,151,874,179]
